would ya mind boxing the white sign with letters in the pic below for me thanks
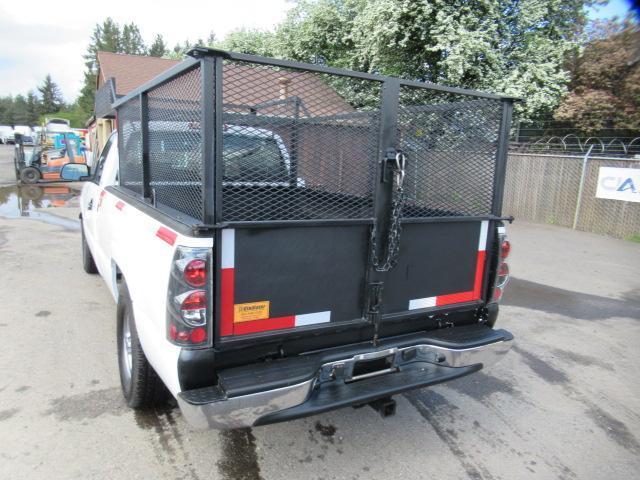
[596,167,640,203]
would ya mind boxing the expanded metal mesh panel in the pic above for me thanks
[117,96,143,196]
[219,60,381,222]
[147,66,203,220]
[397,87,503,217]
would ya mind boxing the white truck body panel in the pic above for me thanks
[80,132,212,396]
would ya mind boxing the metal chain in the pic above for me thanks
[371,152,407,272]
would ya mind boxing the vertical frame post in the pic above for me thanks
[572,144,594,230]
[491,99,514,216]
[290,98,300,184]
[140,92,151,201]
[366,78,400,344]
[374,78,400,256]
[201,56,217,224]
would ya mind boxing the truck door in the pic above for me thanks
[82,133,116,278]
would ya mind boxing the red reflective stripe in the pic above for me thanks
[115,201,125,211]
[155,227,177,246]
[220,268,235,336]
[234,316,295,336]
[473,250,486,299]
[436,290,475,306]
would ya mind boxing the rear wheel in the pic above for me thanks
[81,224,98,274]
[19,166,40,184]
[117,282,168,408]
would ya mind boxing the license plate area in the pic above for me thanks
[349,354,397,382]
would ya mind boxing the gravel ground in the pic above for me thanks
[0,144,639,480]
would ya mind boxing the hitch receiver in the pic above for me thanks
[369,396,396,418]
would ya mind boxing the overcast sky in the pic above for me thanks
[0,0,633,102]
[0,0,292,102]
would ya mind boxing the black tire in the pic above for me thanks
[81,224,98,274]
[117,281,168,409]
[19,166,41,184]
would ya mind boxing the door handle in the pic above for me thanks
[87,199,93,210]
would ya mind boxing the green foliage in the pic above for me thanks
[149,34,168,57]
[217,29,278,56]
[219,0,596,120]
[38,74,64,114]
[78,18,158,117]
[121,23,147,55]
[628,233,640,243]
[555,17,640,132]
[39,104,88,129]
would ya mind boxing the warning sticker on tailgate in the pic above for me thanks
[234,301,270,323]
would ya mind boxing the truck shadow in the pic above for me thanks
[502,277,640,320]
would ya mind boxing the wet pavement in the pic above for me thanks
[0,144,639,479]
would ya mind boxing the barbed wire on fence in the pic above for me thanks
[510,133,640,157]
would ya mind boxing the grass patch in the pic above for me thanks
[627,234,640,243]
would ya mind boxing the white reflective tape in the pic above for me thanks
[497,226,507,235]
[295,311,331,326]
[408,297,436,310]
[221,229,235,269]
[478,221,489,251]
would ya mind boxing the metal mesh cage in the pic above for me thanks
[219,60,381,222]
[147,66,203,220]
[114,50,511,228]
[396,87,503,217]
[117,96,143,196]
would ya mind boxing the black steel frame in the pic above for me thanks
[112,47,515,230]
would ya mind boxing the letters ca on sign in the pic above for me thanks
[595,167,640,203]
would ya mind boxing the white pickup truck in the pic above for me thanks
[64,48,515,429]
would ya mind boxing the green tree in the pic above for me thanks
[555,18,639,131]
[218,29,278,56]
[25,90,41,125]
[149,34,168,57]
[78,17,122,114]
[264,0,596,119]
[206,32,217,46]
[167,39,193,59]
[10,94,29,125]
[38,75,64,114]
[121,23,147,55]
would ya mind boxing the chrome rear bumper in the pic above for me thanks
[177,332,513,429]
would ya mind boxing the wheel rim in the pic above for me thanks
[121,311,133,384]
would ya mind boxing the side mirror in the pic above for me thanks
[60,163,90,181]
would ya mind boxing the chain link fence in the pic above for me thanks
[503,152,640,239]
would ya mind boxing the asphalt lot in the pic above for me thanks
[1,143,639,480]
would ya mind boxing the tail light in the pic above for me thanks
[167,246,212,347]
[491,225,511,302]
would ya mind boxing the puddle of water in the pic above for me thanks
[0,184,81,230]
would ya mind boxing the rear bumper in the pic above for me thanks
[177,327,513,429]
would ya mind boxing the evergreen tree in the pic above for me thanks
[121,23,147,55]
[26,90,41,125]
[11,94,29,125]
[149,34,167,57]
[38,75,64,114]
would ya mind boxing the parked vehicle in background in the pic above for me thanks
[66,48,516,430]
[0,126,14,144]
[15,131,87,184]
